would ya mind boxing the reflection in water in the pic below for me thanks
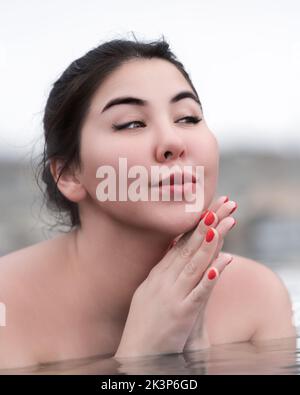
[0,336,299,375]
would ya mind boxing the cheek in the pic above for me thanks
[79,132,114,198]
[192,132,219,170]
[205,136,219,204]
[79,135,153,227]
[191,132,219,205]
[79,132,147,202]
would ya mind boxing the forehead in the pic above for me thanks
[90,58,193,111]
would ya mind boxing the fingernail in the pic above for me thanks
[223,196,229,203]
[200,210,208,220]
[205,228,215,243]
[208,267,218,280]
[229,219,236,230]
[226,256,234,265]
[229,202,238,215]
[204,211,215,226]
[221,253,233,265]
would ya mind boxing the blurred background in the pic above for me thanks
[0,0,299,326]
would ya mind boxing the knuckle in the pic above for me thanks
[184,260,198,275]
[180,246,192,259]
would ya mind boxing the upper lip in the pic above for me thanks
[150,170,197,187]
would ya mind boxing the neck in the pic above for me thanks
[66,207,173,328]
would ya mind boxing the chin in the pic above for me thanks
[141,204,201,236]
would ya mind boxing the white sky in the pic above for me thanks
[0,0,299,159]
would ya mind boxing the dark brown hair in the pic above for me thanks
[35,33,201,230]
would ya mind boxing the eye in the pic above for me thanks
[112,120,145,131]
[112,116,202,131]
[177,116,202,125]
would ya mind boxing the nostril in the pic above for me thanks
[164,151,172,159]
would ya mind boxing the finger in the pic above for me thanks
[215,200,237,219]
[208,195,229,213]
[158,228,196,273]
[165,213,235,279]
[212,238,224,263]
[197,197,237,241]
[165,209,217,261]
[210,252,234,274]
[174,227,220,298]
[211,216,236,261]
[163,198,237,272]
[167,197,237,257]
[183,253,233,306]
[201,197,237,227]
[167,210,219,278]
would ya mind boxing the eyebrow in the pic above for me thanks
[101,90,202,113]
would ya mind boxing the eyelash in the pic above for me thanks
[112,116,202,131]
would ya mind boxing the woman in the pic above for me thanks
[0,37,296,369]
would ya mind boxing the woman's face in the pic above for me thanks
[78,58,219,236]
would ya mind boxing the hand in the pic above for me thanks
[183,195,238,352]
[113,196,237,360]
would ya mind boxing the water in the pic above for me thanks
[1,336,298,375]
[0,267,299,375]
[275,266,300,332]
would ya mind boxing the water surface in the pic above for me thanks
[1,336,299,375]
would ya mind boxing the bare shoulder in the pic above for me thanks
[218,252,287,290]
[206,253,297,344]
[0,233,72,313]
[220,253,294,307]
[0,242,44,369]
[0,235,69,369]
[0,240,48,298]
[0,234,69,283]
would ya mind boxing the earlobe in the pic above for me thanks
[50,159,87,203]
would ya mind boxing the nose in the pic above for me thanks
[154,127,187,163]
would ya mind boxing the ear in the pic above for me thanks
[50,159,87,203]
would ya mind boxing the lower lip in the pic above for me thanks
[151,182,197,198]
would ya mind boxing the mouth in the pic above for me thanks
[150,171,197,187]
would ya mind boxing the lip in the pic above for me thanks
[149,171,196,187]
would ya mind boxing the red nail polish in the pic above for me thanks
[223,196,229,203]
[204,211,215,226]
[229,203,237,215]
[200,210,208,220]
[205,228,215,242]
[208,268,217,280]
